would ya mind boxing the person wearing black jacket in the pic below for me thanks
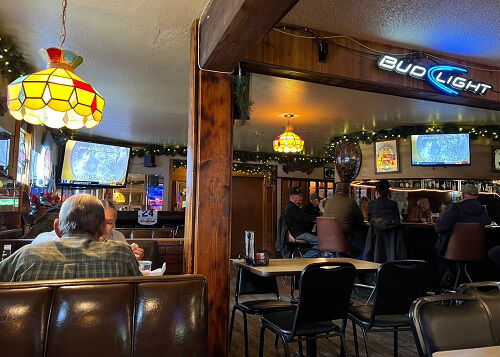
[435,184,491,255]
[434,184,491,289]
[284,187,319,257]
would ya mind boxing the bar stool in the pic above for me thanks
[443,222,486,291]
[316,217,353,256]
[285,231,310,258]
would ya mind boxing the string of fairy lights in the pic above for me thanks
[0,36,27,81]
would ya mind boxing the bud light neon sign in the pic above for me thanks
[378,54,492,96]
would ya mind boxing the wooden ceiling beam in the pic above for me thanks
[199,0,299,72]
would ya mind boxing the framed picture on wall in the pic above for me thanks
[374,139,400,174]
[494,147,500,172]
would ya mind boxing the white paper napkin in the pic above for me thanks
[148,263,166,276]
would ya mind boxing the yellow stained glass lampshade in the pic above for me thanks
[273,125,304,153]
[7,47,104,129]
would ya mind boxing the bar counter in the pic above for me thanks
[362,222,500,281]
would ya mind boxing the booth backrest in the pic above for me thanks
[0,275,207,357]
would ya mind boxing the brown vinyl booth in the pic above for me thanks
[0,275,207,357]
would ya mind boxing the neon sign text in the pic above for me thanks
[378,54,492,96]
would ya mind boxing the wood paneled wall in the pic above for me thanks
[356,139,499,180]
[244,28,500,110]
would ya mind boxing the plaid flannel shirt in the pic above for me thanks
[0,233,142,282]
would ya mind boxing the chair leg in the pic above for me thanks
[340,332,348,357]
[259,325,266,357]
[365,289,376,305]
[298,338,304,356]
[352,320,360,357]
[228,305,236,348]
[280,334,290,357]
[274,334,279,347]
[464,263,474,283]
[243,312,249,357]
[453,262,462,292]
[361,327,370,357]
[394,329,398,357]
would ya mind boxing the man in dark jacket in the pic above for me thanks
[284,187,319,257]
[435,184,491,255]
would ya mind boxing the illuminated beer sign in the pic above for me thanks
[377,54,492,96]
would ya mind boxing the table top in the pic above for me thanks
[231,258,380,277]
[433,345,500,356]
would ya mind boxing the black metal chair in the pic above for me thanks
[229,266,295,357]
[259,262,356,357]
[410,294,497,357]
[458,281,500,341]
[348,260,429,357]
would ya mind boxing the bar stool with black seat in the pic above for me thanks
[458,281,500,341]
[410,294,497,357]
[316,217,353,257]
[443,222,486,291]
[348,260,429,357]
[229,266,296,357]
[259,262,356,357]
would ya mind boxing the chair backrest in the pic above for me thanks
[152,228,174,238]
[444,222,485,262]
[175,225,184,238]
[316,217,351,253]
[125,239,159,269]
[371,260,429,321]
[235,267,280,301]
[292,262,356,335]
[410,294,496,357]
[0,239,33,254]
[285,231,296,243]
[458,281,500,340]
[0,275,207,357]
[130,229,153,239]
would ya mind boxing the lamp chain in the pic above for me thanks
[59,0,68,49]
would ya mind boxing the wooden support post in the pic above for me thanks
[185,19,233,356]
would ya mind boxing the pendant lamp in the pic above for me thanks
[6,0,104,129]
[273,114,304,153]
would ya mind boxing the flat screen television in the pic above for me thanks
[411,133,470,166]
[58,140,131,187]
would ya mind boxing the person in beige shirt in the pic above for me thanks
[407,198,433,223]
[323,183,365,257]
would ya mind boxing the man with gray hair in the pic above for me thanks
[407,197,432,223]
[0,194,142,281]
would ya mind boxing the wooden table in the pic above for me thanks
[433,346,500,356]
[231,257,380,276]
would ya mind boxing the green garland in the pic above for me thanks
[173,160,277,181]
[234,73,253,122]
[327,124,500,156]
[0,36,28,116]
[0,36,28,81]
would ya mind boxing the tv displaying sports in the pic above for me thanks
[58,140,130,187]
[411,133,470,166]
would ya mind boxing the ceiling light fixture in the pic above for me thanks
[6,0,104,129]
[273,114,304,153]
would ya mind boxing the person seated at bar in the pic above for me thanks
[324,182,365,256]
[407,198,433,223]
[363,180,406,262]
[0,194,142,281]
[284,187,319,257]
[31,199,144,260]
[367,180,400,223]
[435,184,491,256]
[358,196,370,221]
[303,193,320,217]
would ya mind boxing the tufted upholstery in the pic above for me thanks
[0,275,207,357]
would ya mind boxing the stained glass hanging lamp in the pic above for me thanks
[273,114,304,153]
[6,0,104,129]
